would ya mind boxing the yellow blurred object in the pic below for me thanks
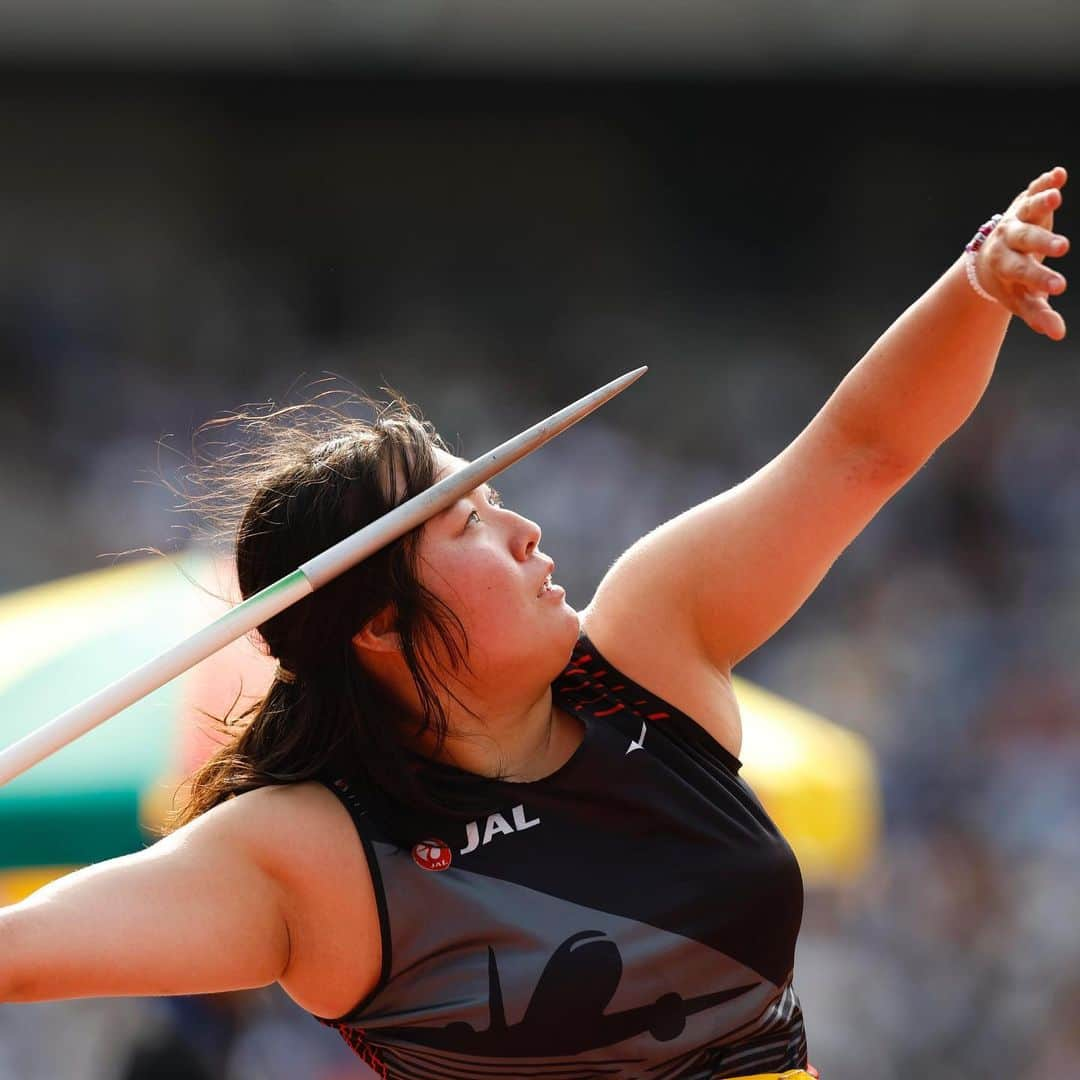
[0,866,76,905]
[735,674,881,887]
[734,1071,819,1079]
[0,558,168,696]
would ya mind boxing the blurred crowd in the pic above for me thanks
[1,76,1078,1078]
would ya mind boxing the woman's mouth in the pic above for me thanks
[538,574,565,599]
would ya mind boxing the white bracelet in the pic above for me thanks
[963,213,1003,305]
[964,248,999,303]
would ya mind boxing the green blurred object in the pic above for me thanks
[0,551,881,900]
[0,558,187,867]
[0,551,274,882]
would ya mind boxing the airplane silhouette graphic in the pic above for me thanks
[378,930,758,1057]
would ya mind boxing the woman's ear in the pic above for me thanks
[352,605,401,655]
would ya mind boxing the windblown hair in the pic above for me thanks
[162,388,501,844]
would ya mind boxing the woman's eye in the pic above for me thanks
[465,489,502,529]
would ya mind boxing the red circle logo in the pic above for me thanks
[412,838,452,871]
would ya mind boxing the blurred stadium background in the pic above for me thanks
[0,2,1078,1077]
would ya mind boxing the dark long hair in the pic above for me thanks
[163,390,502,842]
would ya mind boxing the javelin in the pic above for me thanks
[0,367,647,787]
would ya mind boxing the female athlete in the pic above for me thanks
[0,167,1069,1079]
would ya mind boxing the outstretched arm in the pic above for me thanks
[0,788,292,1003]
[586,167,1069,675]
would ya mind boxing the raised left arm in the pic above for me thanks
[817,166,1068,469]
[585,167,1069,675]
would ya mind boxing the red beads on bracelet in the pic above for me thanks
[964,213,1004,303]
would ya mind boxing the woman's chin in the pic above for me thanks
[557,604,583,648]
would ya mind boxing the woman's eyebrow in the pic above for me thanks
[427,482,491,525]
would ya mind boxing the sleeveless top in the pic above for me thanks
[313,633,809,1079]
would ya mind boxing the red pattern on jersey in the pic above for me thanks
[328,1024,387,1078]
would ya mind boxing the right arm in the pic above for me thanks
[0,788,292,1003]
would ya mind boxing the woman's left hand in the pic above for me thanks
[973,165,1070,340]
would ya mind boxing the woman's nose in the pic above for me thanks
[512,512,542,561]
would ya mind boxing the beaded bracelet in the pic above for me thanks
[964,213,1004,303]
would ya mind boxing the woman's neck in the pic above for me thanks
[411,688,583,782]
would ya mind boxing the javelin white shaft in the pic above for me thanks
[0,367,647,787]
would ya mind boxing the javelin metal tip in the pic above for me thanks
[595,365,647,396]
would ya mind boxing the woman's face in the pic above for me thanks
[414,449,580,691]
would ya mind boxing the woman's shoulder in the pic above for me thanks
[217,779,349,838]
[222,780,374,889]
[576,608,744,760]
[224,781,383,1019]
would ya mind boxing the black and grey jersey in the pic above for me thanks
[313,634,809,1079]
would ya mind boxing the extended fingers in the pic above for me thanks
[1017,186,1062,223]
[994,247,1067,294]
[1026,165,1068,195]
[988,167,1070,339]
[1016,290,1067,340]
[1002,219,1070,258]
